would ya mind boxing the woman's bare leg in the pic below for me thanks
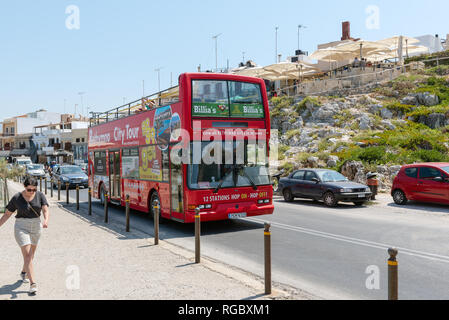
[20,245,37,284]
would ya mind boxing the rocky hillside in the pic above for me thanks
[271,65,449,191]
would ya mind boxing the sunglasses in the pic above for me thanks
[26,188,37,193]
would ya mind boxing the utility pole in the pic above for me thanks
[297,25,307,51]
[155,67,163,92]
[275,26,279,63]
[242,51,246,63]
[78,92,86,117]
[212,33,222,71]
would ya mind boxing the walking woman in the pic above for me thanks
[0,177,49,295]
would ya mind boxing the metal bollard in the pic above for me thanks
[125,195,130,232]
[57,180,61,201]
[66,183,69,204]
[195,207,201,263]
[76,186,80,211]
[264,222,272,295]
[44,177,47,195]
[88,187,92,216]
[50,178,53,198]
[388,248,398,300]
[39,177,42,192]
[104,192,109,223]
[154,201,159,245]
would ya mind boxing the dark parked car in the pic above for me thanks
[52,165,88,189]
[278,169,372,207]
[391,163,449,206]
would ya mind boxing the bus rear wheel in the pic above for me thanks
[150,192,165,224]
[100,185,106,205]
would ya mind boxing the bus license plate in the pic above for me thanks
[229,212,247,219]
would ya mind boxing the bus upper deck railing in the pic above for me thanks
[89,85,180,127]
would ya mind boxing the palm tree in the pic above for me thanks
[0,159,25,211]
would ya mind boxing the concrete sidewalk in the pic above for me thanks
[0,180,309,300]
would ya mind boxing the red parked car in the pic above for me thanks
[391,163,449,205]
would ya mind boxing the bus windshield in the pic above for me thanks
[187,141,270,190]
[192,80,264,118]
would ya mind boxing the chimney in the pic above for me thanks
[341,21,351,41]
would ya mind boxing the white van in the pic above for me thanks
[13,156,32,168]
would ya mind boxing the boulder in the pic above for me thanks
[358,114,372,130]
[327,155,339,168]
[416,92,439,106]
[307,156,319,168]
[380,108,393,119]
[335,145,349,153]
[381,120,396,130]
[368,104,383,115]
[418,113,447,129]
[388,165,402,176]
[341,160,365,183]
[400,95,419,106]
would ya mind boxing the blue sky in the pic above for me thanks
[1,0,448,120]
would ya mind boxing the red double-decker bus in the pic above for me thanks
[88,73,274,223]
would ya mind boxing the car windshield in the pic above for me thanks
[27,164,43,170]
[317,171,348,182]
[61,166,84,175]
[187,141,270,190]
[18,160,31,165]
[442,166,449,175]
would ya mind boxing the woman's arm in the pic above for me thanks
[0,210,14,228]
[42,205,49,228]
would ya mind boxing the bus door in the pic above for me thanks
[109,150,121,200]
[169,146,184,220]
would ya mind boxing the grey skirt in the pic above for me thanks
[14,218,42,247]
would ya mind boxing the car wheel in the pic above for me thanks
[392,189,408,205]
[323,192,338,207]
[283,189,294,202]
[353,201,365,206]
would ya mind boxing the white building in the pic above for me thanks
[414,34,445,54]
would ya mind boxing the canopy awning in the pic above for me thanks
[10,149,31,156]
[233,62,320,81]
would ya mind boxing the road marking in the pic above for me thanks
[245,217,449,264]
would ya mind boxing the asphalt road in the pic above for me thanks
[56,185,449,300]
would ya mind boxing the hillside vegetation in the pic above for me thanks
[271,62,449,189]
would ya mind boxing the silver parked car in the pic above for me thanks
[26,164,46,178]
